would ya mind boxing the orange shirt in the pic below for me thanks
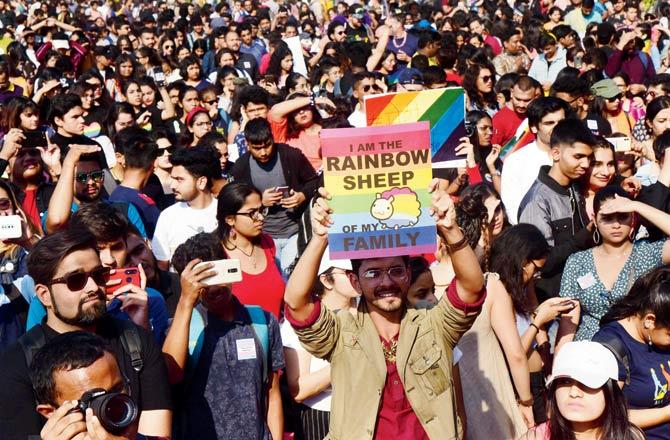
[269,114,322,171]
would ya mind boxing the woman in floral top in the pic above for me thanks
[559,186,670,340]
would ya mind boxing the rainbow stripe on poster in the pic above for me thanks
[499,118,535,161]
[322,122,437,260]
[364,87,467,168]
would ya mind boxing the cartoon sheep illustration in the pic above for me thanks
[370,187,421,230]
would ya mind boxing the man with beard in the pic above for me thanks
[0,229,171,439]
[283,183,486,439]
[44,144,147,236]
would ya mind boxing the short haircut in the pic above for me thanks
[115,127,158,169]
[500,27,520,43]
[514,75,537,93]
[49,93,82,125]
[647,73,670,94]
[237,85,269,108]
[27,229,97,285]
[244,117,273,145]
[527,96,568,128]
[169,146,221,188]
[417,30,440,50]
[30,332,113,407]
[171,232,226,274]
[196,131,227,150]
[550,75,590,98]
[582,0,595,8]
[552,24,572,40]
[550,118,598,149]
[70,202,130,243]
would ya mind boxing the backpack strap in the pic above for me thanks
[17,325,47,369]
[638,51,649,71]
[114,319,144,373]
[245,305,269,384]
[598,333,631,386]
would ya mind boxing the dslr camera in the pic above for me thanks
[69,388,138,435]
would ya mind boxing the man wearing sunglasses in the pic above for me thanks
[45,143,148,237]
[283,184,485,439]
[0,230,172,439]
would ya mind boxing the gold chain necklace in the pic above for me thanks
[382,338,398,363]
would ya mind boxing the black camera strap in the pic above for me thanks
[115,319,144,373]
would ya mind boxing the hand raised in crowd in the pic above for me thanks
[428,178,458,230]
[280,190,305,209]
[485,144,501,173]
[63,144,101,169]
[310,187,333,237]
[598,193,638,214]
[262,187,283,207]
[179,259,216,308]
[38,139,62,178]
[106,264,150,330]
[620,176,641,198]
[455,136,476,168]
[0,128,24,161]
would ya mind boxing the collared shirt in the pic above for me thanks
[183,298,284,440]
[241,39,267,65]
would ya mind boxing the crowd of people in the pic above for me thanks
[0,0,670,439]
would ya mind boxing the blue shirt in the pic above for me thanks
[240,39,267,65]
[110,186,160,238]
[183,298,284,440]
[26,283,168,345]
[593,322,670,440]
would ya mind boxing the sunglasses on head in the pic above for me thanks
[0,198,12,210]
[75,170,104,183]
[49,266,110,291]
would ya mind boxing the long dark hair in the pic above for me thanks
[266,44,293,77]
[456,184,499,271]
[489,224,550,315]
[216,182,263,244]
[462,63,497,111]
[600,265,670,328]
[547,379,643,440]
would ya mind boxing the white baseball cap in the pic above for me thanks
[318,247,352,276]
[548,341,619,389]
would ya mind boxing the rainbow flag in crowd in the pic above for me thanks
[499,118,535,161]
[364,87,467,169]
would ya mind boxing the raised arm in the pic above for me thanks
[366,25,390,71]
[431,180,484,301]
[269,96,332,121]
[158,86,176,120]
[161,259,214,384]
[45,144,101,233]
[284,188,331,321]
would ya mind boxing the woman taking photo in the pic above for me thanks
[281,254,358,440]
[560,186,670,341]
[520,341,644,440]
[463,63,498,117]
[592,266,670,440]
[268,93,334,171]
[458,111,502,192]
[216,182,285,319]
[458,224,578,438]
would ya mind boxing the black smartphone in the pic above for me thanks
[22,130,47,149]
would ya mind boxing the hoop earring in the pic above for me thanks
[593,228,601,244]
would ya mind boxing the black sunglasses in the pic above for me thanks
[75,170,104,183]
[159,145,177,155]
[606,94,623,102]
[49,266,111,291]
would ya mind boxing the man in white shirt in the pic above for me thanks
[152,147,220,270]
[348,72,377,128]
[501,97,568,223]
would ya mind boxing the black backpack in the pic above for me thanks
[598,333,631,386]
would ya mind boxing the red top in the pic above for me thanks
[21,188,41,234]
[492,106,524,147]
[231,234,286,319]
[376,335,430,440]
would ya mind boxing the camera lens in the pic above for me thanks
[125,277,132,283]
[89,393,138,434]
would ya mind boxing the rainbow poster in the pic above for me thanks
[364,87,467,169]
[321,122,437,260]
[499,118,535,161]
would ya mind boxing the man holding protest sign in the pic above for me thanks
[283,179,485,439]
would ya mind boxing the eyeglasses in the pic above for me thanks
[235,206,269,220]
[49,266,111,291]
[480,75,493,83]
[361,266,408,282]
[606,94,623,102]
[530,260,543,279]
[0,198,12,210]
[164,45,174,50]
[203,99,217,105]
[75,170,105,183]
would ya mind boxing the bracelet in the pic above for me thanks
[529,322,540,332]
[444,234,468,254]
[518,396,534,406]
[310,94,316,108]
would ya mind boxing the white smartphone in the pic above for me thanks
[195,259,243,286]
[607,136,632,152]
[0,215,22,239]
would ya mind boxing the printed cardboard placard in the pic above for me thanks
[321,122,437,259]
